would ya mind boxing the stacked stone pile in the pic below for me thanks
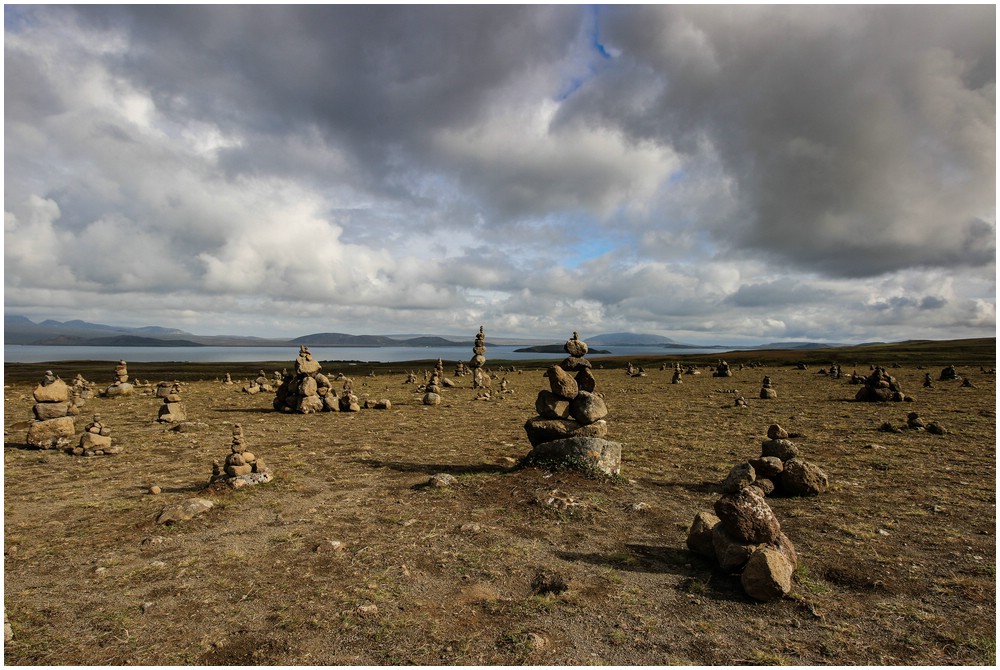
[713,360,733,378]
[938,365,958,381]
[720,424,829,497]
[338,379,360,412]
[470,326,491,390]
[922,373,933,388]
[273,346,336,413]
[422,359,446,405]
[522,332,622,475]
[671,367,683,384]
[157,382,187,423]
[72,374,95,399]
[223,372,234,385]
[686,485,798,602]
[103,359,134,397]
[210,424,272,488]
[854,366,910,402]
[71,415,120,456]
[26,372,76,449]
[759,376,777,399]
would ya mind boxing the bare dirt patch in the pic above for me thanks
[4,346,996,665]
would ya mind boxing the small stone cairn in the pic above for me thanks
[854,366,910,402]
[71,373,95,400]
[102,359,134,397]
[338,379,360,412]
[273,346,336,413]
[223,372,234,385]
[759,375,777,399]
[713,360,733,378]
[671,364,683,384]
[422,359,446,405]
[686,485,798,602]
[209,424,272,488]
[71,415,120,456]
[470,326,491,391]
[721,424,829,497]
[156,382,187,423]
[522,332,622,475]
[922,373,933,388]
[26,371,76,449]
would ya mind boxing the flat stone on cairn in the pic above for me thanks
[523,332,621,475]
[71,415,120,456]
[210,424,272,489]
[686,485,797,602]
[26,372,75,449]
[157,382,187,423]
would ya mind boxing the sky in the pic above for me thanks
[4,4,996,345]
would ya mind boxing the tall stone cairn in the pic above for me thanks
[273,346,337,413]
[210,423,272,488]
[156,382,187,423]
[422,358,446,405]
[523,332,622,475]
[26,371,75,449]
[759,375,777,399]
[103,359,134,397]
[470,325,491,390]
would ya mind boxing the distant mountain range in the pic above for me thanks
[4,316,846,350]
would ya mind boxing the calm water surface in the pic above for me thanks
[4,344,729,364]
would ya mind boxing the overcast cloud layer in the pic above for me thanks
[5,5,995,344]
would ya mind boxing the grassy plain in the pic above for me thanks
[3,338,996,665]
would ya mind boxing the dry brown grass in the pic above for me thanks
[3,349,996,665]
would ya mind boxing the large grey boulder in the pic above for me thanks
[526,436,622,476]
[26,417,75,449]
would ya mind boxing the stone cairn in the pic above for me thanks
[759,375,777,399]
[854,366,910,402]
[922,373,933,388]
[422,359,446,405]
[156,381,187,423]
[686,485,799,602]
[338,379,361,412]
[102,359,134,397]
[223,372,234,385]
[210,424,272,488]
[273,346,337,413]
[713,360,733,378]
[880,411,947,435]
[26,371,76,449]
[522,332,622,475]
[671,364,683,384]
[71,373,95,400]
[470,326,491,391]
[938,365,959,381]
[71,415,120,456]
[721,424,829,497]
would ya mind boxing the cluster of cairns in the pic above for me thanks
[156,382,187,423]
[102,359,134,397]
[879,412,947,435]
[25,371,77,449]
[721,424,829,497]
[625,362,646,377]
[71,415,120,456]
[244,370,277,395]
[209,424,272,488]
[854,366,911,402]
[686,484,798,602]
[713,360,733,378]
[523,332,622,476]
[818,364,842,378]
[759,375,777,399]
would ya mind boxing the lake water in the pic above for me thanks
[4,344,730,364]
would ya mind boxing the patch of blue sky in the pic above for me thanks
[556,6,614,102]
[563,234,621,269]
[4,5,34,33]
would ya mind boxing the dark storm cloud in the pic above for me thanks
[560,5,996,278]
